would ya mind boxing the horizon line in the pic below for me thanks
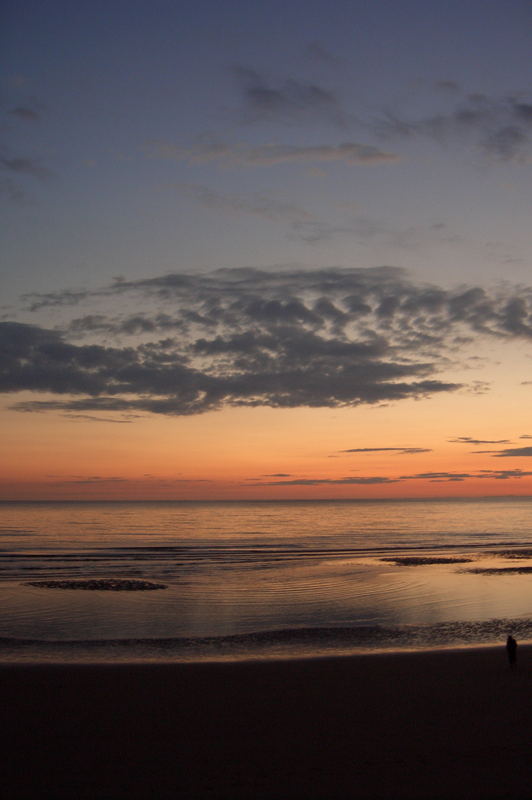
[1,495,532,504]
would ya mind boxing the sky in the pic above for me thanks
[1,0,532,500]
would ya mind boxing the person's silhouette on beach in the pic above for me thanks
[506,635,517,668]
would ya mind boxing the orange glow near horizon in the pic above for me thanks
[3,387,532,501]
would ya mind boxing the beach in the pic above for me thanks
[2,645,530,799]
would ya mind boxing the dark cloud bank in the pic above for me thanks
[3,266,532,418]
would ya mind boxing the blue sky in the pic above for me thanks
[3,0,531,303]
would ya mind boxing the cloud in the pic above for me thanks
[435,80,461,93]
[0,151,51,180]
[45,474,212,487]
[249,467,532,488]
[24,289,98,313]
[61,413,136,424]
[59,476,129,485]
[165,183,398,245]
[304,42,343,67]
[234,66,347,126]
[247,476,399,486]
[8,265,532,419]
[490,447,532,458]
[290,219,353,244]
[448,436,511,445]
[147,139,399,167]
[373,93,532,161]
[67,313,176,337]
[172,183,352,244]
[3,270,464,416]
[0,144,51,202]
[21,265,532,344]
[0,177,26,202]
[401,469,532,482]
[176,182,314,225]
[477,469,532,479]
[399,471,472,482]
[340,447,431,454]
[9,106,40,121]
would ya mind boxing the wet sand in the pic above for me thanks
[1,646,530,799]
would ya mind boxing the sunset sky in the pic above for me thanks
[2,0,532,500]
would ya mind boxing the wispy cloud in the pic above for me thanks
[304,41,343,67]
[248,467,532,487]
[171,182,356,244]
[434,80,461,93]
[0,177,26,202]
[401,469,532,482]
[59,476,129,485]
[247,476,399,486]
[172,182,358,244]
[234,66,348,127]
[175,182,313,225]
[448,436,511,445]
[398,471,472,482]
[0,151,51,180]
[340,447,431,455]
[61,413,138,424]
[47,474,212,486]
[490,447,532,458]
[146,138,398,167]
[0,143,52,202]
[9,106,40,122]
[373,92,532,162]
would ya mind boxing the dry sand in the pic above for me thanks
[1,646,530,799]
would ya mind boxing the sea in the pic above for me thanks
[1,498,531,663]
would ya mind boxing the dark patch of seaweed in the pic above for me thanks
[25,578,167,591]
[488,548,532,560]
[381,556,473,566]
[463,566,532,575]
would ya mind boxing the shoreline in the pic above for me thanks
[1,639,531,665]
[2,628,532,666]
[1,639,530,663]
[2,645,530,798]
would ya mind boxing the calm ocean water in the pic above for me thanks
[1,498,531,662]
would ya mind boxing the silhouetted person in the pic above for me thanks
[506,635,517,668]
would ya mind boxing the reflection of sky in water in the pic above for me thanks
[1,553,531,645]
[0,500,531,656]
